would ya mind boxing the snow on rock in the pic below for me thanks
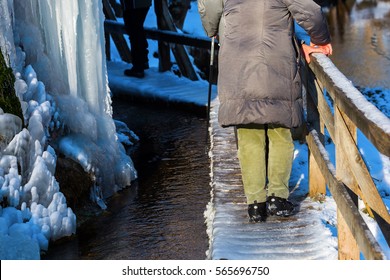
[0,63,77,256]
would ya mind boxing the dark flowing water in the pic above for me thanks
[43,98,210,259]
[43,0,390,260]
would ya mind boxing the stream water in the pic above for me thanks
[326,0,390,89]
[43,98,210,260]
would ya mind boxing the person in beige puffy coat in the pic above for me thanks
[198,0,332,222]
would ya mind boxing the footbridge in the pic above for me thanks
[207,54,390,260]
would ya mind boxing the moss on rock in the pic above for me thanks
[0,50,24,125]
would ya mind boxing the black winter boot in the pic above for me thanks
[124,67,145,78]
[267,196,294,217]
[248,201,267,223]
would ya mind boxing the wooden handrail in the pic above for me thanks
[104,19,218,50]
[309,55,390,157]
[103,0,217,81]
[102,0,132,63]
[306,129,386,260]
[305,52,390,259]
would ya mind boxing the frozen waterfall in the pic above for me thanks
[0,0,137,259]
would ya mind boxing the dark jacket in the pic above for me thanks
[121,0,152,9]
[199,0,331,128]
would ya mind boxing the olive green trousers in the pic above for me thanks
[236,125,294,204]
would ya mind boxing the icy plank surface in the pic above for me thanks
[206,98,338,260]
[107,61,217,107]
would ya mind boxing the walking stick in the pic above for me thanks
[205,36,216,151]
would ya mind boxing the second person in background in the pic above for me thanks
[121,0,152,78]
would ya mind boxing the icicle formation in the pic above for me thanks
[12,0,137,200]
[0,0,76,258]
[0,0,136,259]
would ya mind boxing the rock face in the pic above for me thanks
[0,113,23,152]
[0,50,23,124]
[54,155,94,212]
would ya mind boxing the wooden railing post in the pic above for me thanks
[154,0,198,80]
[102,0,132,63]
[335,105,360,259]
[305,54,390,259]
[303,64,326,197]
[154,0,172,72]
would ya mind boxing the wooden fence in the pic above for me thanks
[304,54,390,260]
[102,0,390,260]
[102,0,216,81]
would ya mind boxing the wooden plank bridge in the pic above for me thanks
[104,0,390,260]
[207,97,338,260]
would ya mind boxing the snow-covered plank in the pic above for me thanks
[309,54,390,157]
[207,97,338,260]
[107,61,217,107]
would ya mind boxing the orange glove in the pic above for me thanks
[301,42,333,63]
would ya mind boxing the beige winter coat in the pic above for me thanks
[198,0,225,43]
[198,0,331,128]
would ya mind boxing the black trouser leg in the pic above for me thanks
[123,7,149,70]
